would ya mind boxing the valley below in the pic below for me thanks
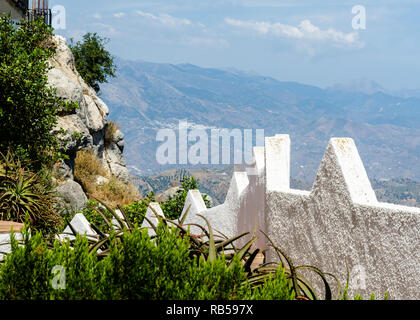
[131,166,420,208]
[100,58,420,208]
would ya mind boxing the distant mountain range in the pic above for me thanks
[100,58,420,182]
[131,167,420,209]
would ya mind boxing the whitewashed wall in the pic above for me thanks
[51,133,420,299]
[179,134,420,299]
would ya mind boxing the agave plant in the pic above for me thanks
[66,196,345,300]
[244,230,344,300]
[0,151,61,234]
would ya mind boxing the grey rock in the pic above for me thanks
[104,141,130,182]
[116,139,125,150]
[105,142,126,167]
[93,96,110,119]
[53,157,75,181]
[84,94,106,133]
[108,163,130,184]
[56,180,88,212]
[113,129,125,144]
[157,186,183,202]
[53,114,92,153]
[50,35,78,72]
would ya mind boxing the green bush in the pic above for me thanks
[0,225,100,300]
[122,192,155,225]
[69,32,116,93]
[0,15,77,170]
[162,176,211,220]
[0,222,295,300]
[239,268,295,300]
[100,224,250,300]
[78,200,114,233]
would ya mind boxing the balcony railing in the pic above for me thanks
[27,8,51,25]
[26,1,51,26]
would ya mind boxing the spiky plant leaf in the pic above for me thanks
[197,214,216,262]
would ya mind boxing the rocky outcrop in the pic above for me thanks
[55,180,88,212]
[49,35,130,210]
[103,128,130,183]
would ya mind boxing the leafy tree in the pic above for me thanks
[69,32,116,93]
[162,176,211,220]
[0,15,76,169]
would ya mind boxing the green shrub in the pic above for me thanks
[0,15,77,170]
[0,222,295,300]
[0,225,100,300]
[99,224,248,300]
[80,193,154,233]
[122,192,155,226]
[162,176,211,220]
[239,267,295,300]
[78,200,114,233]
[69,32,116,93]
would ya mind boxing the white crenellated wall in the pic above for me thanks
[51,133,420,299]
[175,134,420,299]
[263,135,420,300]
[179,146,267,248]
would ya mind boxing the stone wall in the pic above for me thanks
[177,134,420,299]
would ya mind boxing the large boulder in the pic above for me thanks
[56,180,88,212]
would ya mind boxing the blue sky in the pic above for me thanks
[52,0,420,90]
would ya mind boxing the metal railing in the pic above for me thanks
[27,8,51,25]
[26,1,51,25]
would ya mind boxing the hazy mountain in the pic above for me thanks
[327,78,387,95]
[392,88,420,99]
[100,59,420,182]
[131,167,420,209]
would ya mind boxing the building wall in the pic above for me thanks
[0,0,26,20]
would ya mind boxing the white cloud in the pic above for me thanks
[135,10,195,28]
[183,37,230,48]
[113,12,126,18]
[92,13,102,20]
[225,18,363,48]
[92,23,119,36]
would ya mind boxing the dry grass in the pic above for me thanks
[74,149,140,208]
[95,175,140,207]
[104,120,120,147]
